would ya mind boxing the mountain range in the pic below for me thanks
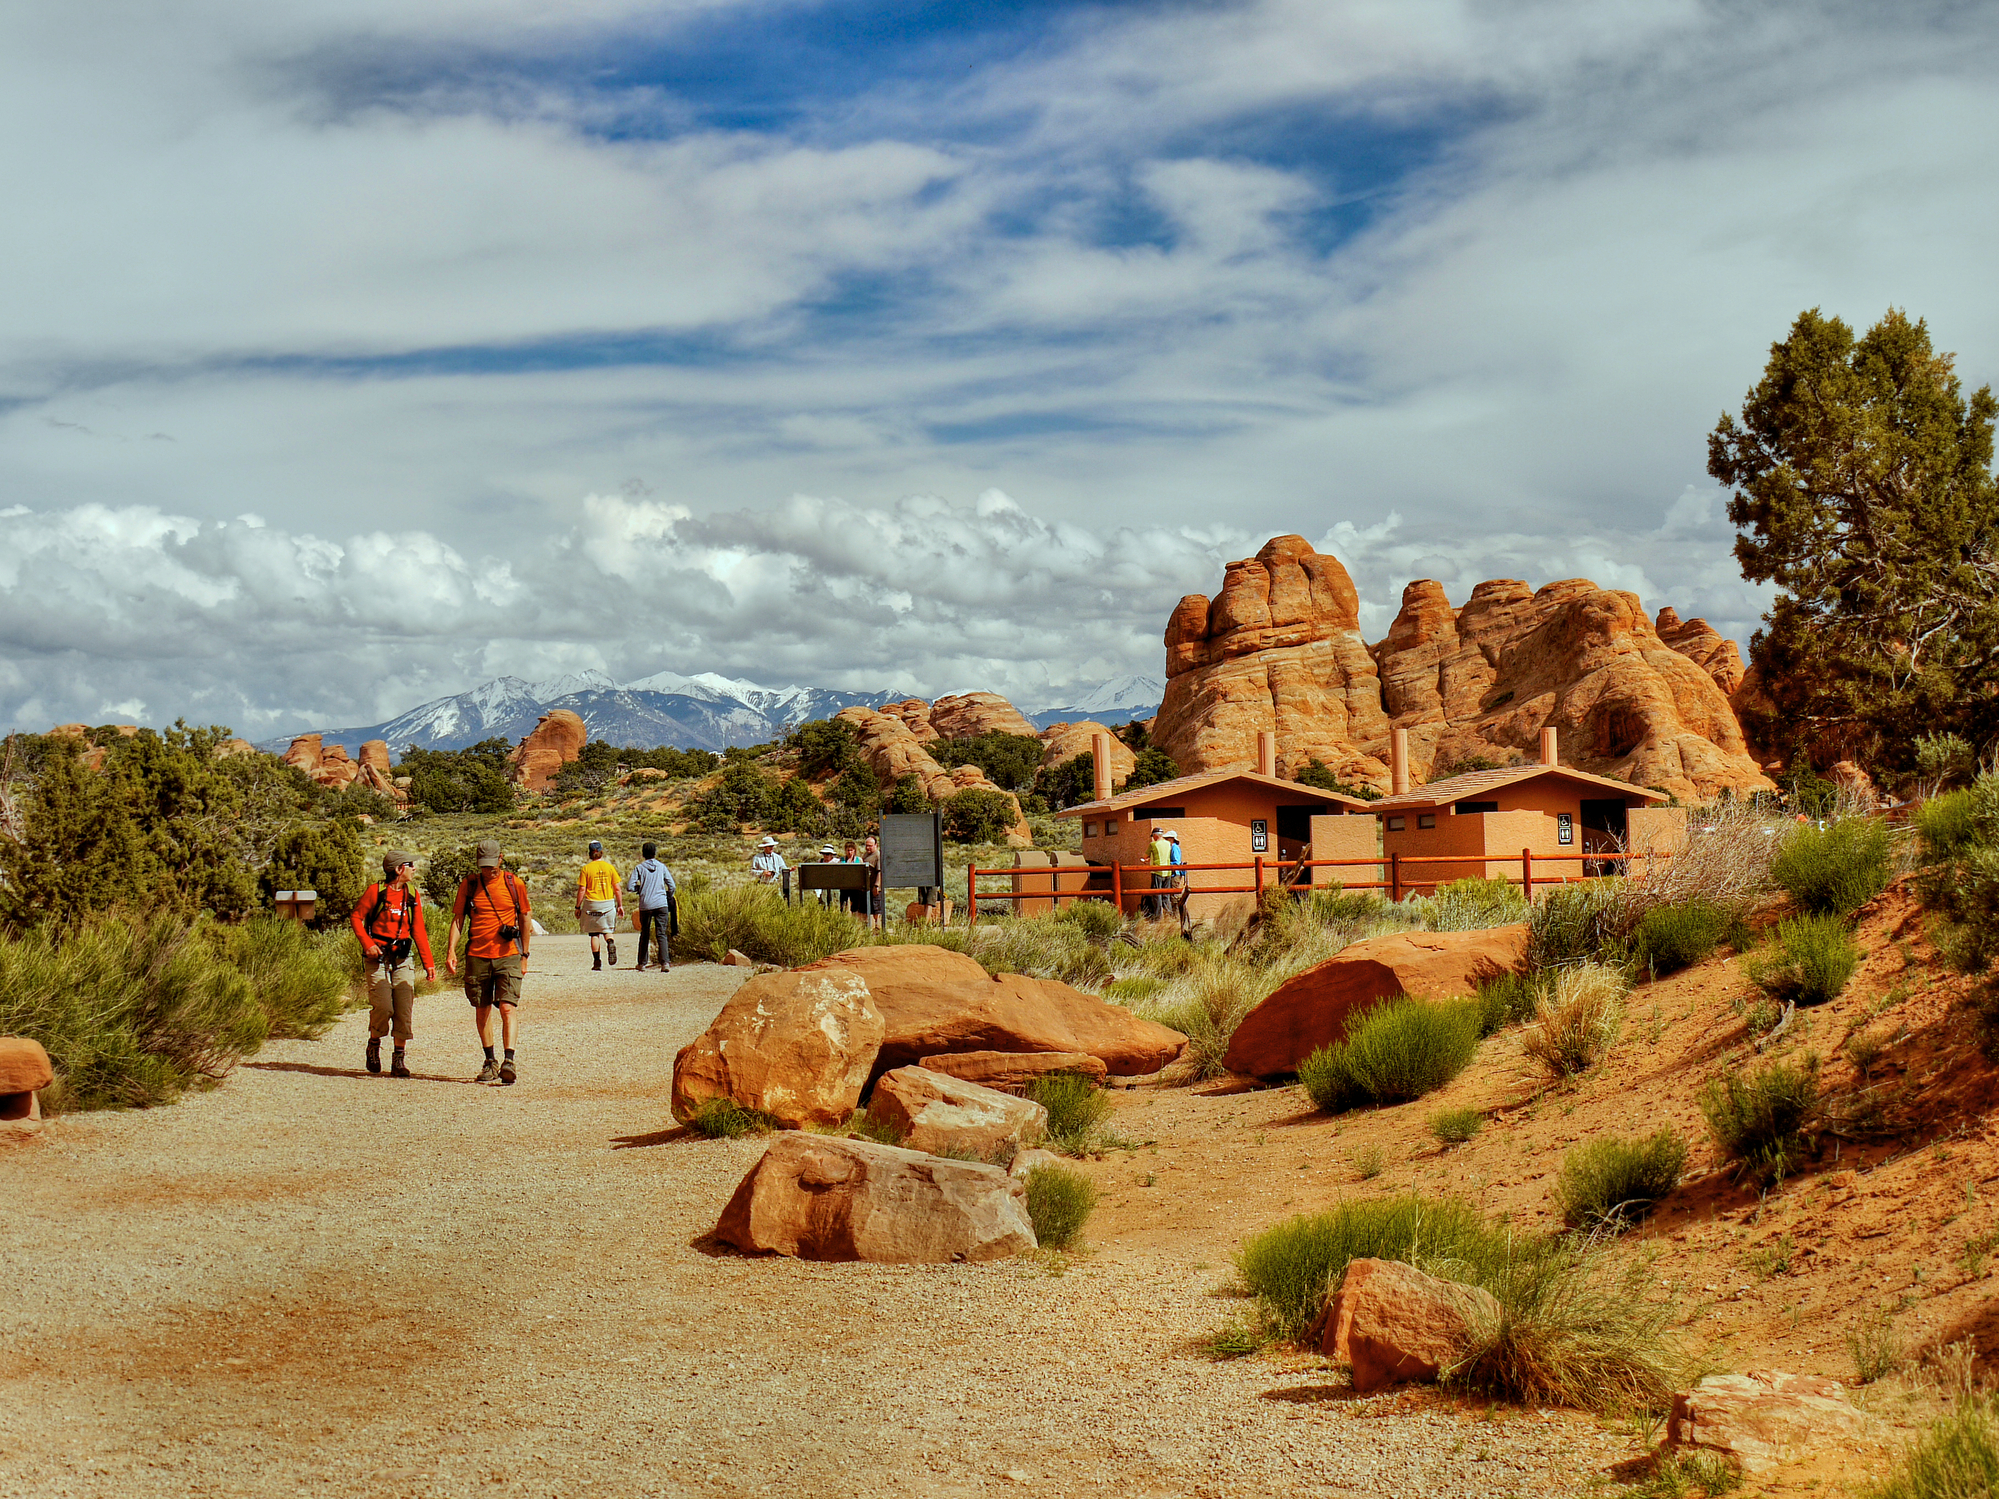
[258,672,1164,757]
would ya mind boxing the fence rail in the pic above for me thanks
[965,846,1671,926]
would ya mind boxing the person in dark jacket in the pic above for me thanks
[625,842,677,973]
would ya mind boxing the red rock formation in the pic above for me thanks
[1312,1258,1501,1392]
[1152,535,1391,786]
[876,698,941,742]
[834,706,1032,843]
[1656,606,1747,697]
[281,733,361,790]
[867,1066,1049,1157]
[508,709,588,791]
[671,969,884,1128]
[1037,721,1137,780]
[928,692,1038,740]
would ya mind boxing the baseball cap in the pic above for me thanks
[382,849,414,875]
[475,839,503,867]
[587,839,603,854]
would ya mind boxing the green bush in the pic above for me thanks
[211,917,353,1039]
[1234,1193,1500,1340]
[1527,882,1629,969]
[671,882,868,967]
[1699,1057,1822,1182]
[1475,972,1542,1037]
[0,913,276,1111]
[1297,998,1482,1112]
[1023,1162,1098,1249]
[400,738,516,814]
[1772,816,1892,916]
[1522,963,1627,1080]
[687,1097,776,1138]
[1633,897,1735,975]
[420,844,524,910]
[931,731,1045,792]
[1554,1130,1688,1231]
[1026,1071,1116,1154]
[1917,788,1982,866]
[1750,913,1859,1006]
[1864,1395,1999,1499]
[939,788,1019,844]
[1426,876,1529,931]
[1056,899,1124,940]
[261,819,367,925]
[1915,732,1978,792]
[1430,1107,1484,1145]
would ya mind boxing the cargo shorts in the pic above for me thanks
[463,953,523,1010]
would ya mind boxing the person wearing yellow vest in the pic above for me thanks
[1146,826,1172,918]
[575,839,624,971]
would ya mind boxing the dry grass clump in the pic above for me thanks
[1553,1130,1688,1231]
[1865,1395,1999,1499]
[1406,876,1529,932]
[1698,1056,1822,1183]
[688,1097,778,1139]
[1521,963,1628,1079]
[672,882,868,967]
[1025,1071,1118,1155]
[1430,1107,1484,1145]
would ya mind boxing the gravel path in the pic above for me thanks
[1,937,1634,1498]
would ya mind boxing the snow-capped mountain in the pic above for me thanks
[259,671,1155,757]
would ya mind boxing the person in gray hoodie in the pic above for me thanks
[624,842,677,973]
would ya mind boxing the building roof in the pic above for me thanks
[1367,762,1669,814]
[1055,768,1374,820]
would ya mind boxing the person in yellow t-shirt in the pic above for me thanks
[575,839,624,971]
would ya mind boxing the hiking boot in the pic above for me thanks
[366,1038,382,1074]
[390,1051,411,1079]
[605,938,617,966]
[593,955,602,971]
[499,1057,517,1086]
[476,1058,501,1083]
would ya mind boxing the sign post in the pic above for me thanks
[880,811,946,923]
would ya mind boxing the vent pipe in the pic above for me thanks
[1391,726,1410,796]
[1540,726,1559,767]
[1092,732,1113,803]
[1256,730,1277,778]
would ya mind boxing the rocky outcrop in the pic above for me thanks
[1037,721,1137,781]
[1153,535,1391,787]
[833,707,1031,843]
[798,945,1186,1079]
[1224,926,1529,1078]
[929,692,1038,740]
[1656,607,1747,697]
[867,1066,1048,1156]
[671,969,884,1129]
[917,1050,1108,1092]
[1669,1370,1885,1475]
[876,698,942,743]
[1311,1258,1499,1392]
[281,733,404,799]
[508,709,588,791]
[0,1037,52,1139]
[714,1133,1036,1263]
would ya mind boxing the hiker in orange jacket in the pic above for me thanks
[445,840,532,1085]
[351,849,437,1078]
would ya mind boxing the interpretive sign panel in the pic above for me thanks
[797,863,870,891]
[880,812,944,890]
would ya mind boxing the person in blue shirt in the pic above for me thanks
[624,842,677,973]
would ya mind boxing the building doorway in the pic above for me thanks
[1580,798,1629,876]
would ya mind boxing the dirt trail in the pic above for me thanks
[1,936,1632,1499]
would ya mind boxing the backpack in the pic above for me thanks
[363,884,416,966]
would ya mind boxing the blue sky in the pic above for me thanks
[3,1,1998,734]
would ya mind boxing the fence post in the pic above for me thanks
[1522,847,1533,901]
[1390,851,1401,903]
[1112,858,1122,915]
[967,864,977,929]
[1255,855,1264,894]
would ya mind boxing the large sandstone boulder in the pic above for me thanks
[1153,535,1391,787]
[1037,720,1136,780]
[868,1066,1048,1156]
[1656,607,1748,697]
[798,945,1186,1078]
[832,707,1031,843]
[1311,1258,1499,1392]
[0,1037,52,1135]
[280,732,365,791]
[671,969,884,1128]
[1368,577,1773,802]
[918,1049,1108,1092]
[876,698,942,742]
[1223,925,1528,1078]
[1669,1370,1886,1474]
[929,692,1038,740]
[714,1132,1035,1262]
[509,709,588,791]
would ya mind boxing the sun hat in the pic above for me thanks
[758,835,778,847]
[820,844,838,856]
[382,849,415,875]
[1164,829,1180,840]
[475,838,503,867]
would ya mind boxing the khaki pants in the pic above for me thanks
[367,957,417,1042]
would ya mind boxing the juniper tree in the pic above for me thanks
[1711,308,1999,767]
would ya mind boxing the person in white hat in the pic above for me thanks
[1162,828,1186,912]
[815,844,841,906]
[749,835,788,885]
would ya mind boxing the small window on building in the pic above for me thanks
[1454,800,1500,815]
[1083,822,1098,837]
[1385,816,1405,832]
[1417,814,1436,829]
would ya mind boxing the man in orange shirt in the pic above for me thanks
[445,839,532,1085]
[351,849,437,1078]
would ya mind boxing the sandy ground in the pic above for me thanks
[0,935,1641,1499]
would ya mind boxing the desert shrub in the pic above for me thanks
[0,913,274,1111]
[210,917,353,1039]
[1430,1107,1484,1145]
[1633,897,1735,975]
[1915,774,1999,972]
[1425,876,1529,931]
[1917,788,1982,866]
[671,882,867,967]
[1849,1309,1908,1385]
[1023,1162,1098,1249]
[1352,1142,1386,1179]
[1528,882,1629,970]
[1521,963,1628,1079]
[400,739,516,814]
[939,788,1018,845]
[1027,1071,1116,1155]
[1056,899,1124,940]
[1630,1449,1743,1498]
[1749,913,1859,1006]
[1772,816,1892,916]
[1554,1130,1688,1231]
[687,1097,777,1138]
[1915,732,1979,793]
[1699,1056,1822,1182]
[1297,998,1482,1112]
[1144,957,1266,1080]
[420,844,523,909]
[1234,1194,1500,1340]
[1864,1394,1999,1499]
[1476,971,1542,1036]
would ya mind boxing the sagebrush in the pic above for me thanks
[1521,963,1627,1080]
[1297,998,1482,1112]
[1772,816,1893,916]
[1553,1130,1688,1231]
[1023,1162,1098,1249]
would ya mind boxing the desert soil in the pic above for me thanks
[2,935,1645,1499]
